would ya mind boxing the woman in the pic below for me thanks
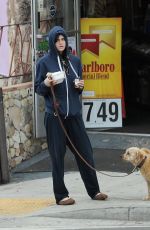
[35,26,108,205]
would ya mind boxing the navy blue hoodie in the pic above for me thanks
[35,26,83,117]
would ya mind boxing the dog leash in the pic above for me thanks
[50,84,138,178]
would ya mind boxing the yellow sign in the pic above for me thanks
[81,18,122,99]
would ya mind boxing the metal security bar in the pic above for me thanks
[0,23,32,79]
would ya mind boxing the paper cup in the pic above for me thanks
[47,71,65,84]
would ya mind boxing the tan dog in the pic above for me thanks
[122,147,150,200]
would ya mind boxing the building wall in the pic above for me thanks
[2,83,47,169]
[0,0,63,169]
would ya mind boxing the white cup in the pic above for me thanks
[47,71,65,84]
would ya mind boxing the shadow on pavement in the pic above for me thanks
[12,148,133,174]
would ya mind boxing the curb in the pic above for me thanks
[44,207,150,222]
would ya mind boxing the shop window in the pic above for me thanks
[81,0,121,18]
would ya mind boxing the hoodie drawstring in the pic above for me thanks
[57,55,69,118]
[57,55,79,118]
[69,61,80,79]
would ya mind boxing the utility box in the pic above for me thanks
[0,88,9,184]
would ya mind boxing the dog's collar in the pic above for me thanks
[136,156,147,169]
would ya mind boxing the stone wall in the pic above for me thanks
[2,82,47,169]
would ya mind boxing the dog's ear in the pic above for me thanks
[141,148,150,155]
[136,150,144,161]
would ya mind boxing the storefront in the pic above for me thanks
[33,0,150,139]
[81,0,150,135]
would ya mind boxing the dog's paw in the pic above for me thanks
[143,196,150,201]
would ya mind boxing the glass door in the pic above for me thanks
[32,0,80,138]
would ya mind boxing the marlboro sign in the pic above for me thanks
[81,18,123,128]
[81,18,122,99]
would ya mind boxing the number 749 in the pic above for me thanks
[83,101,118,122]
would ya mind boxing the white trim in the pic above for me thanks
[69,60,79,79]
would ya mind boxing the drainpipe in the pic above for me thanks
[0,88,9,184]
[31,0,38,138]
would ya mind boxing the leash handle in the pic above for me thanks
[49,84,135,178]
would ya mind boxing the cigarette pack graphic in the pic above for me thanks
[81,34,99,56]
[89,25,116,49]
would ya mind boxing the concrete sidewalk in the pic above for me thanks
[0,171,150,229]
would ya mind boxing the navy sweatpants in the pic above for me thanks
[44,112,100,204]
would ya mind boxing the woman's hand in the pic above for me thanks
[44,73,57,87]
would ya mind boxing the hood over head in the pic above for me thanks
[48,26,68,57]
